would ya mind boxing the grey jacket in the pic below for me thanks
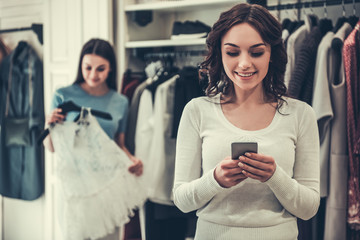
[0,41,44,200]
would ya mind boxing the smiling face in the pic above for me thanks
[221,23,271,96]
[81,53,111,90]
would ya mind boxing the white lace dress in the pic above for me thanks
[50,108,146,240]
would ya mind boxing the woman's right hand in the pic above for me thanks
[46,108,66,125]
[214,156,248,188]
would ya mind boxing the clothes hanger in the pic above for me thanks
[319,0,333,36]
[58,101,112,120]
[305,1,318,28]
[333,0,348,33]
[289,3,303,33]
[348,0,359,28]
[36,101,112,145]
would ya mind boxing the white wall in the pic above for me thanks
[0,0,113,239]
[0,1,44,240]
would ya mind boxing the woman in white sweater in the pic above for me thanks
[173,3,320,240]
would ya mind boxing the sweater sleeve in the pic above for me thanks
[266,103,320,220]
[173,100,227,213]
[50,89,65,111]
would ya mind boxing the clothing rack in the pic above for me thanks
[0,23,43,44]
[144,49,207,60]
[267,0,360,11]
[143,49,207,68]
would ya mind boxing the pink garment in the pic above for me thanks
[343,20,360,231]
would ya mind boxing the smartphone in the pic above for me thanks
[231,142,258,159]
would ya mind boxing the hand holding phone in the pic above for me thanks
[231,142,258,159]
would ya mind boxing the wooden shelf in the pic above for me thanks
[125,38,206,48]
[125,0,240,12]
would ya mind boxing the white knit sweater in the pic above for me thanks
[173,96,320,240]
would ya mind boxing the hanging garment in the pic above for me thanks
[284,15,316,87]
[0,41,44,200]
[344,20,360,231]
[312,31,335,198]
[323,22,353,240]
[144,75,196,240]
[147,75,178,204]
[50,108,146,240]
[125,80,149,155]
[171,66,204,138]
[288,25,322,105]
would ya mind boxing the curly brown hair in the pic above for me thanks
[200,3,287,109]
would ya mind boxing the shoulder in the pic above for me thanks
[188,95,217,106]
[182,96,218,121]
[108,90,129,106]
[184,95,216,112]
[55,84,80,96]
[52,84,80,103]
[281,97,316,118]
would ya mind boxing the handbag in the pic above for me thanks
[3,51,32,146]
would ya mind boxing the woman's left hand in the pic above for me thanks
[238,152,276,182]
[128,156,143,176]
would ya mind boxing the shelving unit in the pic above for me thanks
[125,38,206,48]
[124,0,240,12]
[117,0,245,79]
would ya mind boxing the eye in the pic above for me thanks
[226,52,239,57]
[97,67,105,72]
[85,66,92,71]
[250,51,264,58]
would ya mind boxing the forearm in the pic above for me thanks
[173,168,226,213]
[266,165,320,220]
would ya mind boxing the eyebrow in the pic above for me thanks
[224,43,265,48]
[83,63,107,68]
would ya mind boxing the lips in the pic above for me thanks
[90,79,99,83]
[235,71,256,77]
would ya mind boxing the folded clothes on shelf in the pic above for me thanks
[171,20,211,40]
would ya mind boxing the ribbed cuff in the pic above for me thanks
[197,168,229,198]
[265,165,293,196]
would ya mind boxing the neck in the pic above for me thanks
[232,84,265,107]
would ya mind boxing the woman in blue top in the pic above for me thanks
[44,38,143,176]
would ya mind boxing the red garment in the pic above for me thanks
[123,79,140,103]
[344,20,360,231]
[121,72,141,103]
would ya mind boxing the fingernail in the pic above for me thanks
[238,162,244,167]
[245,152,251,157]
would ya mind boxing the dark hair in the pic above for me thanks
[200,3,287,109]
[74,38,117,90]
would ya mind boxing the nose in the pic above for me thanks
[238,53,252,70]
[89,69,98,79]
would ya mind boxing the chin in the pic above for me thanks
[86,81,100,87]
